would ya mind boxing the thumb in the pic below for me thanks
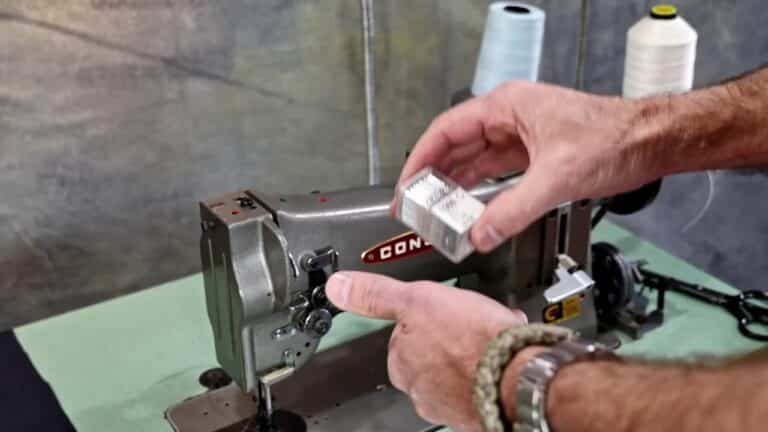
[471,167,561,252]
[326,271,411,320]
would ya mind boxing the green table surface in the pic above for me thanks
[15,222,767,432]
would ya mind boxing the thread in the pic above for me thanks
[682,171,716,233]
[471,2,545,96]
[622,5,697,99]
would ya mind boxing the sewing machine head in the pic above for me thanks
[199,176,596,394]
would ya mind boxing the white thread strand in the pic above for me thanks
[682,171,716,233]
[471,2,545,96]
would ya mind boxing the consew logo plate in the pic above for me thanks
[361,231,433,264]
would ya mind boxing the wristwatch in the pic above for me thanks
[514,339,614,432]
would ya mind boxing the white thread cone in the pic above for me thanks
[471,2,545,96]
[622,7,697,99]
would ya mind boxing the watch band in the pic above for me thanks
[514,339,615,432]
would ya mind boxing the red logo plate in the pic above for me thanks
[361,231,433,264]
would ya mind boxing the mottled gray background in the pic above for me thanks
[0,0,766,330]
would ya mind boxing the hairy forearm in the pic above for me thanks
[501,347,768,432]
[629,66,768,176]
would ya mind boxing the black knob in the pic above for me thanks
[198,368,232,390]
[303,309,333,338]
[310,285,329,308]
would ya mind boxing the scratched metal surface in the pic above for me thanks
[0,0,582,329]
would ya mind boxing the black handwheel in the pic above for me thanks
[605,179,663,215]
[591,242,636,321]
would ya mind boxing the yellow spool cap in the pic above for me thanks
[650,5,678,19]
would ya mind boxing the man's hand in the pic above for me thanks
[363,69,768,432]
[326,270,768,432]
[325,271,527,431]
[398,81,667,252]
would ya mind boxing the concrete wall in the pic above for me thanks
[0,0,765,329]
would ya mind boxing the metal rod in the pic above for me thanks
[360,0,380,185]
[575,0,590,90]
[258,380,274,421]
[591,205,607,228]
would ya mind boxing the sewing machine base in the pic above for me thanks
[167,328,433,432]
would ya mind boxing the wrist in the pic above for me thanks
[499,344,615,431]
[625,85,751,177]
[622,95,680,179]
[545,359,598,432]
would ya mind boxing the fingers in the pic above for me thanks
[437,139,487,174]
[471,166,562,252]
[450,146,529,189]
[398,97,491,186]
[326,271,413,320]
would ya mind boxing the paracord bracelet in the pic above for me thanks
[474,324,576,432]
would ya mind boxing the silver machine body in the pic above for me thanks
[199,176,597,396]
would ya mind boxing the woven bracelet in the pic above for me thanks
[474,324,577,432]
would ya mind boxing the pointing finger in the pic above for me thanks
[326,271,413,320]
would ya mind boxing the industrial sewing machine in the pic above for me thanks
[166,175,597,432]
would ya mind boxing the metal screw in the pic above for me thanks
[236,196,254,208]
[288,295,309,312]
[283,349,296,367]
[272,325,297,340]
[303,309,333,338]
